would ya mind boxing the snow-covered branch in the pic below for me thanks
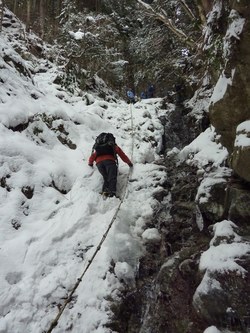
[137,0,196,48]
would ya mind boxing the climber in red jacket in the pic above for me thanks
[88,133,133,197]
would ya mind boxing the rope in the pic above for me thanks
[129,102,135,163]
[46,104,135,333]
[46,202,124,333]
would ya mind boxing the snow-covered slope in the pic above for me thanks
[0,17,166,333]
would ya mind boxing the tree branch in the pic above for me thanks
[137,0,196,49]
[194,0,208,26]
[178,0,204,31]
[178,0,196,21]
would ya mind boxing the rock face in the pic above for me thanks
[108,102,211,333]
[205,8,250,329]
[209,2,250,182]
[109,86,250,333]
[231,121,250,182]
[227,184,250,229]
[193,267,250,328]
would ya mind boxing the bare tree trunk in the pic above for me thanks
[0,0,4,33]
[13,0,18,13]
[51,0,60,37]
[201,0,213,14]
[195,0,213,25]
[96,0,99,12]
[179,0,196,21]
[39,0,45,39]
[26,0,31,31]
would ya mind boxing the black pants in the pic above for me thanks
[97,160,118,194]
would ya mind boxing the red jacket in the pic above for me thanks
[88,145,132,166]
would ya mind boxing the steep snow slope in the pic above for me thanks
[0,18,165,333]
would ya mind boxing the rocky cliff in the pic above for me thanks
[108,2,250,332]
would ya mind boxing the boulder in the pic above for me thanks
[197,180,228,226]
[193,268,250,329]
[228,185,250,228]
[230,120,250,182]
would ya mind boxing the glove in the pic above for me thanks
[128,163,133,167]
[88,164,93,167]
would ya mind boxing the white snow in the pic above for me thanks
[0,19,166,333]
[199,242,249,274]
[223,9,245,58]
[234,120,250,147]
[114,262,135,285]
[209,220,241,245]
[141,228,161,242]
[203,326,221,333]
[210,69,235,105]
[237,120,250,132]
[69,30,98,40]
[179,126,228,168]
[209,8,245,106]
[195,270,222,296]
[195,219,250,307]
[178,126,230,206]
[180,109,250,307]
[195,167,230,204]
[204,323,241,332]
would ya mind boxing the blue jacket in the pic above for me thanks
[127,90,135,99]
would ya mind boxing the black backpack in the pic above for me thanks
[93,132,116,158]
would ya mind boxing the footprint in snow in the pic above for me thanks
[5,271,23,285]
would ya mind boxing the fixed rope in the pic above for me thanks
[46,104,135,333]
[129,102,135,162]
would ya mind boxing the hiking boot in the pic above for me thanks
[102,192,116,198]
[101,191,117,198]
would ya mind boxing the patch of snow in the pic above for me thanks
[114,262,135,284]
[196,219,250,296]
[234,120,250,147]
[210,220,241,245]
[179,126,228,169]
[196,205,204,231]
[69,30,98,40]
[210,69,235,105]
[223,9,245,58]
[199,242,249,274]
[195,271,222,296]
[237,120,250,132]
[207,1,223,25]
[142,228,161,242]
[203,326,221,333]
[86,16,96,23]
[195,219,250,305]
[195,167,230,204]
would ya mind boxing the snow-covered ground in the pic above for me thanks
[0,19,167,333]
